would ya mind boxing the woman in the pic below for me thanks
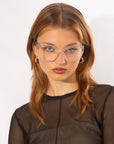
[8,3,114,144]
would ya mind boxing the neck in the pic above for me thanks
[46,80,78,96]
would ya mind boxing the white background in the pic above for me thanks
[0,0,114,143]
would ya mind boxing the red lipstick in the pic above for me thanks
[53,68,66,74]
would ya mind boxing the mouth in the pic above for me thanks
[52,68,67,74]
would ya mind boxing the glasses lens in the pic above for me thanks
[40,45,57,61]
[64,45,83,61]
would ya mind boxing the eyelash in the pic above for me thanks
[66,48,78,52]
[41,45,79,52]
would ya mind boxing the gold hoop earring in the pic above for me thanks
[35,57,38,63]
[80,57,84,64]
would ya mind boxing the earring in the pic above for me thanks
[80,57,84,64]
[35,57,38,63]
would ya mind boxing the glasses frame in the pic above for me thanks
[35,42,84,62]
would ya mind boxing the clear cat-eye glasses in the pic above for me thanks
[35,42,84,62]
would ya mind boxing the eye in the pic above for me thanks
[66,47,79,52]
[42,45,55,52]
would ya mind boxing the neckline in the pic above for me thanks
[43,90,77,100]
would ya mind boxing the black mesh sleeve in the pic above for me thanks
[8,111,27,144]
[102,86,114,144]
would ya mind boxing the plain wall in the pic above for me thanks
[0,0,114,143]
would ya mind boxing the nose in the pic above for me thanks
[55,52,66,65]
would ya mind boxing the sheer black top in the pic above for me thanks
[8,84,114,144]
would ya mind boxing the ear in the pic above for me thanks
[32,43,38,57]
[81,45,84,57]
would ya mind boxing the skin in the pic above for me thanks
[33,26,84,96]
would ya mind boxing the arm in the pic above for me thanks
[8,111,27,144]
[102,86,114,144]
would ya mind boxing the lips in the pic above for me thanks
[52,68,66,74]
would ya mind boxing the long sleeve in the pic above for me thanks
[103,86,114,144]
[8,111,27,144]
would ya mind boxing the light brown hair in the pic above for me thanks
[27,3,96,125]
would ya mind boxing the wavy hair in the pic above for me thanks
[27,3,96,125]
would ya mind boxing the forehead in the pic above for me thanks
[37,26,79,44]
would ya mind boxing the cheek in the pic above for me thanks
[38,58,49,73]
[69,60,80,71]
[73,54,82,68]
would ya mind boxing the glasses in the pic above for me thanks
[35,42,84,62]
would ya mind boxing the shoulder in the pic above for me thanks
[93,84,113,94]
[11,103,37,133]
[14,103,31,117]
[90,84,113,102]
[12,103,34,126]
[90,84,114,123]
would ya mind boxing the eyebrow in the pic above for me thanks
[39,42,80,47]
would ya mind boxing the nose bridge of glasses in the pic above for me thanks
[56,49,66,58]
[54,48,66,62]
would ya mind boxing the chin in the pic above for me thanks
[50,74,75,83]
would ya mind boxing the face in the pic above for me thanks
[33,26,84,83]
